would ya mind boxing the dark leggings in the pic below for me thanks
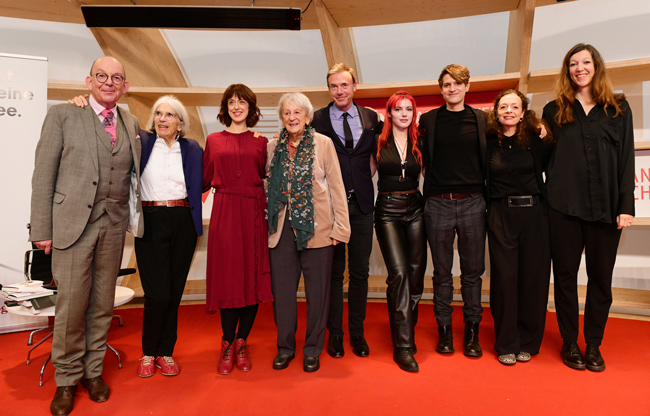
[220,304,259,343]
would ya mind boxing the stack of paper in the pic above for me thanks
[2,281,55,301]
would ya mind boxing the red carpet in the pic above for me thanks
[2,302,650,415]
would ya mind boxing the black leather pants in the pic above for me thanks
[374,192,427,348]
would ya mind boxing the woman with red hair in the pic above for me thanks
[374,91,426,372]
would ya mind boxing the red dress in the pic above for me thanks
[203,130,273,311]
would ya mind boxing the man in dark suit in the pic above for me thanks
[419,64,486,359]
[311,63,381,358]
[29,56,143,416]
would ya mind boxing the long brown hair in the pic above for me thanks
[376,91,422,167]
[486,89,552,147]
[554,43,625,126]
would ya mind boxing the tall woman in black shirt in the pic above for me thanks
[374,91,426,372]
[543,44,635,372]
[486,89,553,366]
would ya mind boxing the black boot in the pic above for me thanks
[393,348,419,372]
[463,322,482,357]
[436,325,454,354]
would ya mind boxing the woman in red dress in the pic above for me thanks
[203,84,274,375]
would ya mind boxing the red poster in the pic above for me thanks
[356,90,501,122]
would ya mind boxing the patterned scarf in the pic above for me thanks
[267,126,316,250]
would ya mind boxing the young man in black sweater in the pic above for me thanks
[419,64,486,358]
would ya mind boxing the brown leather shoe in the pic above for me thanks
[50,386,77,416]
[585,345,606,372]
[80,376,110,402]
[561,341,586,370]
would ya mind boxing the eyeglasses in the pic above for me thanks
[93,72,125,85]
[155,111,177,119]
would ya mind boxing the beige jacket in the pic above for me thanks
[267,131,350,249]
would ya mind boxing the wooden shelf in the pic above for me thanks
[528,57,650,94]
[636,141,650,151]
[48,72,522,109]
[49,56,650,108]
[139,274,650,312]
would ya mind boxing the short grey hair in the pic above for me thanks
[277,92,314,124]
[146,95,190,137]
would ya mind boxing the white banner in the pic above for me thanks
[0,53,48,332]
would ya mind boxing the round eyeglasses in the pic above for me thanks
[94,72,125,85]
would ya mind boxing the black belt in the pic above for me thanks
[432,191,482,200]
[377,189,418,195]
[496,195,540,207]
[379,175,417,183]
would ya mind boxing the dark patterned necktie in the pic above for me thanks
[343,112,353,153]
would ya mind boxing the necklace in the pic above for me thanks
[393,136,408,180]
[394,137,408,160]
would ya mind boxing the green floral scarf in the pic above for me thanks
[267,126,316,250]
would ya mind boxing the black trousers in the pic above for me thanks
[270,216,335,357]
[135,206,197,357]
[549,207,622,346]
[423,194,485,326]
[374,192,426,349]
[487,200,550,355]
[328,194,374,337]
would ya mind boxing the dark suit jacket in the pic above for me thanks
[140,130,204,236]
[419,104,487,198]
[311,102,382,214]
[30,104,142,249]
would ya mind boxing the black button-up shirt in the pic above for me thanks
[543,99,635,223]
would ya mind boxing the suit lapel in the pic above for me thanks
[322,103,345,151]
[93,109,113,152]
[119,108,141,176]
[355,103,373,153]
[82,106,100,171]
[113,112,125,153]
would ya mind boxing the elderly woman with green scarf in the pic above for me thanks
[267,92,351,373]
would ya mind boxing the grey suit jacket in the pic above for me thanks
[29,104,143,249]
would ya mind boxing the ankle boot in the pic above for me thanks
[463,322,482,357]
[234,338,252,372]
[436,325,454,354]
[393,348,419,372]
[217,339,234,375]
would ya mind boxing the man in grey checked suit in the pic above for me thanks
[29,56,143,416]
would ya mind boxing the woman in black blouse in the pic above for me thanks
[543,44,635,372]
[374,91,426,372]
[486,89,553,366]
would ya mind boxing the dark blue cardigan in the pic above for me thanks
[139,130,204,236]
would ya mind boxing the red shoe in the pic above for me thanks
[235,338,252,372]
[155,356,180,376]
[137,355,156,378]
[218,340,234,375]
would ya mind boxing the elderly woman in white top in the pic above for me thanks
[134,96,203,378]
[67,94,203,378]
[267,92,350,372]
